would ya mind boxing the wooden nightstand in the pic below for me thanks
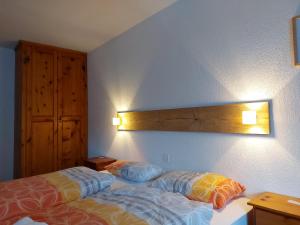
[84,156,116,171]
[248,192,300,225]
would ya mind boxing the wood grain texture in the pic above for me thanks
[255,209,300,225]
[27,46,58,176]
[247,210,255,225]
[30,121,55,175]
[292,16,300,67]
[60,55,82,116]
[84,157,116,171]
[58,51,87,169]
[248,192,300,220]
[14,43,25,178]
[19,40,86,55]
[118,102,270,135]
[60,120,81,169]
[31,48,55,116]
[14,41,87,178]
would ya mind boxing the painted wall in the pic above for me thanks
[0,47,15,180]
[88,0,300,196]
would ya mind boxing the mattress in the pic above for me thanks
[100,171,253,225]
[211,197,252,225]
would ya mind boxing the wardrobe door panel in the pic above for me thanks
[58,52,87,169]
[61,56,82,116]
[60,120,81,169]
[31,50,55,116]
[30,121,55,175]
[25,47,58,176]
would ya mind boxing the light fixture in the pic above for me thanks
[242,111,257,125]
[112,117,121,126]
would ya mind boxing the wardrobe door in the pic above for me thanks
[25,46,58,176]
[58,52,87,169]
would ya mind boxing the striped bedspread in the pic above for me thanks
[0,167,114,222]
[4,186,213,225]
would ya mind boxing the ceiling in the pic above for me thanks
[0,0,176,52]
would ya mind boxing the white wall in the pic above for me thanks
[0,47,15,180]
[88,0,300,196]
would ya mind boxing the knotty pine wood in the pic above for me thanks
[30,121,55,175]
[292,16,300,67]
[14,41,87,178]
[118,102,270,135]
[255,209,300,225]
[13,43,24,178]
[27,47,58,176]
[84,157,116,171]
[58,51,87,169]
[60,120,81,169]
[248,192,300,220]
[19,40,85,56]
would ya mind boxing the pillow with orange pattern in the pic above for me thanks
[149,171,245,209]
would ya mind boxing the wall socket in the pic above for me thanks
[162,153,171,163]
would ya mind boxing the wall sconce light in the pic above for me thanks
[114,101,269,134]
[242,111,257,125]
[112,117,121,126]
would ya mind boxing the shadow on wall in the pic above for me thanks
[88,81,116,157]
[296,5,300,15]
[0,41,17,49]
[125,33,238,111]
[0,47,15,181]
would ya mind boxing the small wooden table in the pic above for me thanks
[84,156,116,171]
[248,192,300,225]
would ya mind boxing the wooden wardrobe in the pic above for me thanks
[14,41,87,178]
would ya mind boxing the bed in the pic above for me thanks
[104,171,253,225]
[0,168,212,225]
[3,186,212,225]
[0,167,252,225]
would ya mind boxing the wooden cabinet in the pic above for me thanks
[14,41,87,178]
[248,192,300,225]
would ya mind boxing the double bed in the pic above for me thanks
[0,167,252,225]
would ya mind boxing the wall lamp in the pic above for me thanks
[111,101,270,135]
[112,117,121,126]
[242,111,257,125]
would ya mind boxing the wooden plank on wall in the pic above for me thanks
[117,101,270,135]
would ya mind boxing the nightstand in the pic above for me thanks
[84,156,116,171]
[248,192,300,225]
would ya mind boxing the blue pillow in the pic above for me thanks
[107,161,163,182]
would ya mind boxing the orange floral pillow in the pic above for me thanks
[187,173,246,209]
[150,171,245,209]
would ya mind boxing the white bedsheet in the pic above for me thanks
[100,171,253,225]
[211,197,252,225]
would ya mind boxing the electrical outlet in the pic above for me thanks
[162,153,170,163]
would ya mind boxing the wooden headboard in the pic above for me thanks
[116,101,270,135]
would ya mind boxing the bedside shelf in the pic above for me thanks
[84,156,116,171]
[248,192,300,225]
